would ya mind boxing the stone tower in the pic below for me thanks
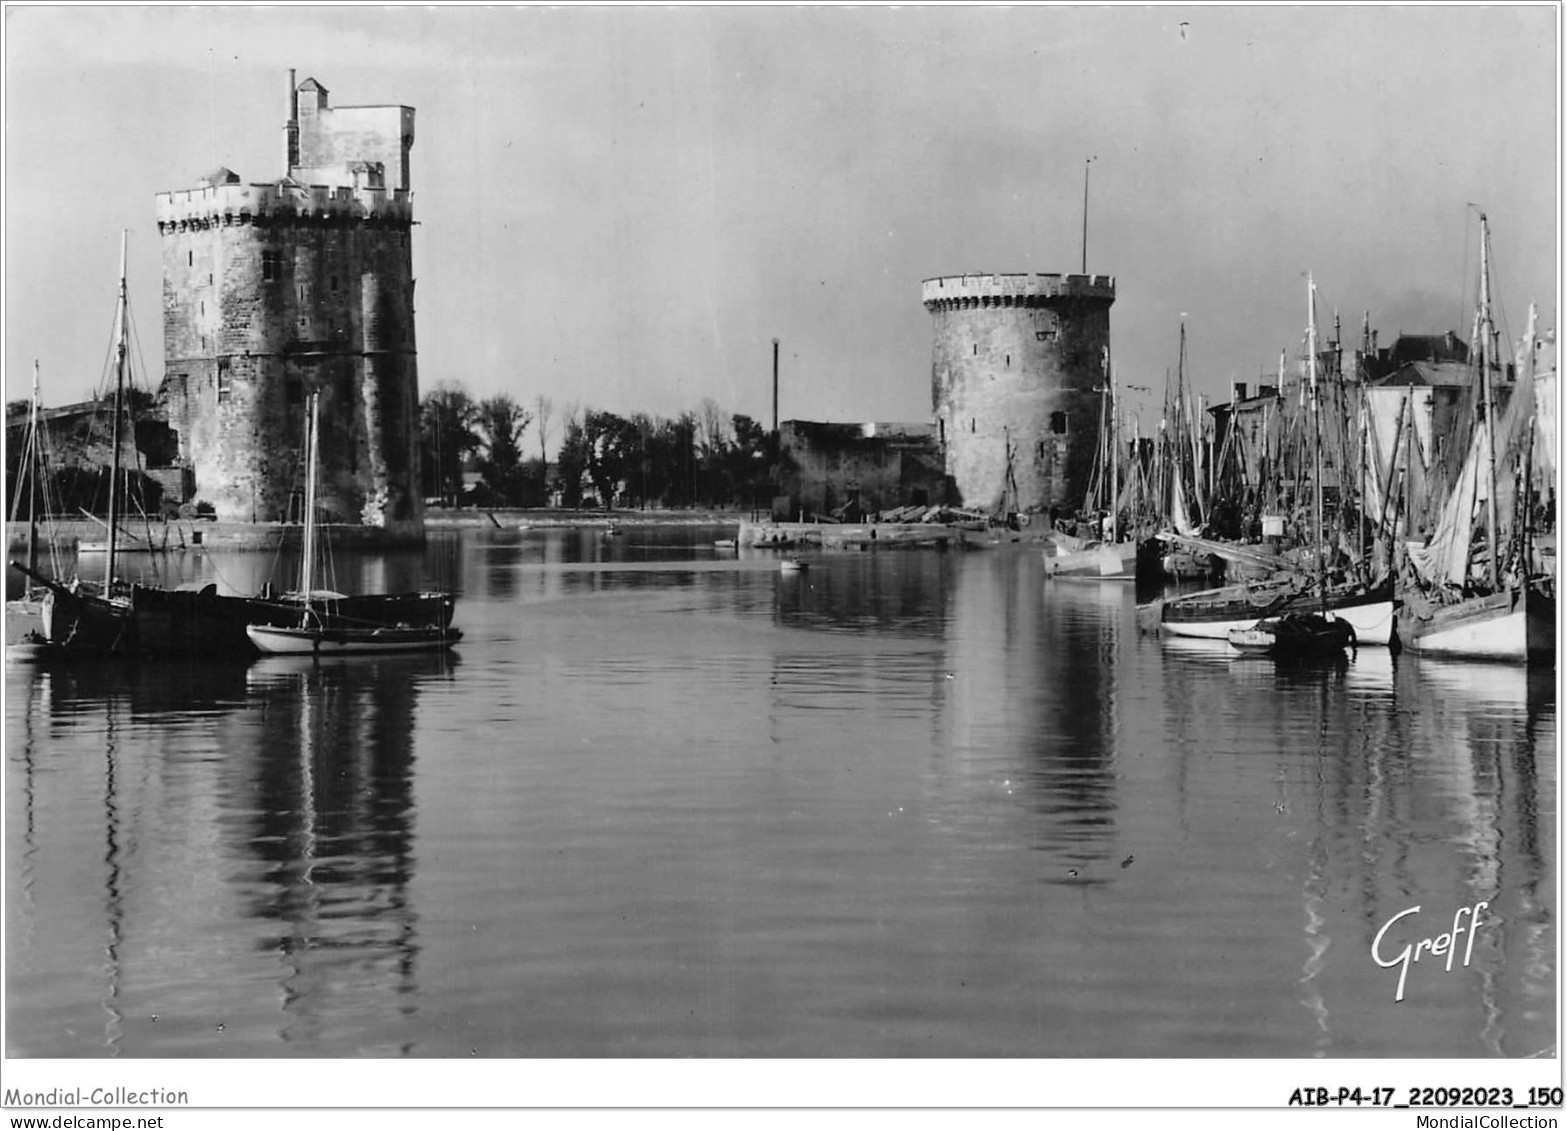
[923,273,1115,515]
[156,74,422,533]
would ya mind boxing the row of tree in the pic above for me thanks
[418,384,782,510]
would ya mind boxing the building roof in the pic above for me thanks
[1386,332,1469,367]
[1371,360,1475,388]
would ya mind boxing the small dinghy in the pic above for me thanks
[1228,611,1355,657]
[779,558,809,574]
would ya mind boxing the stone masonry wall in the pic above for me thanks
[160,206,420,526]
[779,421,946,516]
[924,274,1114,514]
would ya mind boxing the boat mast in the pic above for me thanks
[300,392,319,610]
[26,361,40,577]
[1477,213,1501,591]
[1108,350,1119,542]
[1308,273,1325,609]
[104,230,129,593]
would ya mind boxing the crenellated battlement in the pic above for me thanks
[921,272,1115,311]
[155,181,412,234]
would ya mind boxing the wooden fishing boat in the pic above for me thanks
[27,233,139,657]
[244,393,461,658]
[1150,273,1401,646]
[1227,611,1356,657]
[131,583,456,659]
[1151,576,1398,645]
[1398,217,1555,665]
[247,618,463,656]
[6,361,64,650]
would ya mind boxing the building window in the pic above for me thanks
[287,378,302,405]
[330,275,339,292]
[1037,441,1045,460]
[217,359,233,404]
[973,344,978,356]
[188,251,193,267]
[263,250,282,281]
[1005,355,1010,367]
[1051,411,1068,434]
[970,418,976,433]
[1036,329,1057,341]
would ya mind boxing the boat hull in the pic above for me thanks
[1155,581,1398,646]
[1399,583,1555,663]
[246,623,463,656]
[40,587,135,656]
[1227,612,1355,657]
[131,585,457,658]
[1043,542,1138,580]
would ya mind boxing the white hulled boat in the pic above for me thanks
[245,393,462,657]
[1398,215,1555,664]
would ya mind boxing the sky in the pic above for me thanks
[3,4,1559,452]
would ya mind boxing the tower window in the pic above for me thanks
[330,275,339,292]
[1051,411,1068,434]
[970,418,976,433]
[1005,355,1010,367]
[188,251,193,267]
[216,360,233,404]
[973,344,978,356]
[262,251,282,281]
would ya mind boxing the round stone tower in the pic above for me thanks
[923,272,1115,516]
[156,76,422,534]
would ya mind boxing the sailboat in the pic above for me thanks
[1397,213,1555,663]
[1143,277,1399,645]
[1153,322,1223,581]
[246,393,462,656]
[1044,346,1140,580]
[6,361,65,659]
[1227,274,1356,659]
[13,232,140,657]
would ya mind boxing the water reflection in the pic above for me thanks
[5,652,456,1056]
[5,530,1555,1058]
[1148,626,1555,1057]
[243,655,454,1053]
[1029,575,1122,885]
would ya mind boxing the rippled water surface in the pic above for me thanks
[4,526,1556,1057]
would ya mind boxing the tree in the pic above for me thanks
[728,413,771,510]
[534,394,553,465]
[695,397,730,506]
[475,394,532,506]
[419,383,480,506]
[556,408,589,508]
[582,409,639,510]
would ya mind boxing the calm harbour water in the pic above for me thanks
[3,524,1556,1058]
